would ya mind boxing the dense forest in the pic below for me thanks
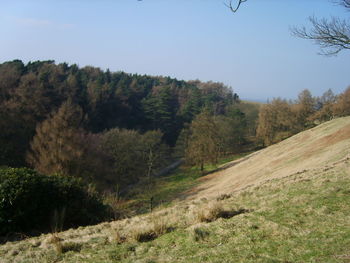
[0,60,247,193]
[1,60,349,191]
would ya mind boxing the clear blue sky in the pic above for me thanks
[1,0,349,101]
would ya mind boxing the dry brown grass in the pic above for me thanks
[103,193,130,220]
[194,201,250,223]
[111,227,127,244]
[129,214,175,242]
[186,116,350,201]
[195,201,224,222]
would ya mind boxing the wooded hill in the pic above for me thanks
[1,59,350,240]
[0,60,247,192]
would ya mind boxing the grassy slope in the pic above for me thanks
[123,153,250,215]
[1,117,350,263]
[187,116,350,200]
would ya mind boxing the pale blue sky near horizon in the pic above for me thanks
[0,0,349,101]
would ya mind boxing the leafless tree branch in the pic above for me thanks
[224,0,247,13]
[291,16,350,55]
[340,0,350,8]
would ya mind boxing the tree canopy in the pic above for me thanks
[0,60,239,168]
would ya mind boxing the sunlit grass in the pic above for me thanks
[124,152,252,214]
[1,161,349,263]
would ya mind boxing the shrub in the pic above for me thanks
[0,167,109,236]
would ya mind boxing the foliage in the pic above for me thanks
[294,89,316,129]
[215,110,247,154]
[256,88,350,146]
[257,99,295,145]
[229,101,259,137]
[101,128,144,195]
[333,86,350,117]
[26,100,84,176]
[312,89,337,122]
[174,125,191,158]
[185,111,220,171]
[100,128,168,196]
[184,106,249,169]
[0,167,109,236]
[0,60,239,168]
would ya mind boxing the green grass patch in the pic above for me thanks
[3,154,349,263]
[124,152,253,214]
[76,166,349,263]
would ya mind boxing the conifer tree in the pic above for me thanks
[26,100,84,176]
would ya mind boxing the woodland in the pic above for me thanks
[0,2,350,261]
[0,59,349,236]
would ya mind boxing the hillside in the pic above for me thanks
[184,116,350,201]
[1,117,350,263]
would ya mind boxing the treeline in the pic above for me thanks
[256,88,350,146]
[0,60,244,193]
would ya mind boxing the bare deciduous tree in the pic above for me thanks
[339,0,350,8]
[224,0,247,13]
[291,16,350,55]
[226,0,350,55]
[291,0,350,55]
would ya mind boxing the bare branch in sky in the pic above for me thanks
[224,0,247,13]
[291,16,350,56]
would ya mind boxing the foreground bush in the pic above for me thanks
[0,168,109,236]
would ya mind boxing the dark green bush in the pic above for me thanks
[0,168,109,236]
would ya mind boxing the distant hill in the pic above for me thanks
[1,117,349,262]
[241,98,267,104]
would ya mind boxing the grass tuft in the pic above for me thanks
[130,215,175,242]
[195,201,251,223]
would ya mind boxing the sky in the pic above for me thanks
[0,0,349,101]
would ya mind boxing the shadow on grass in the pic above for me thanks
[217,208,252,219]
[135,226,176,243]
